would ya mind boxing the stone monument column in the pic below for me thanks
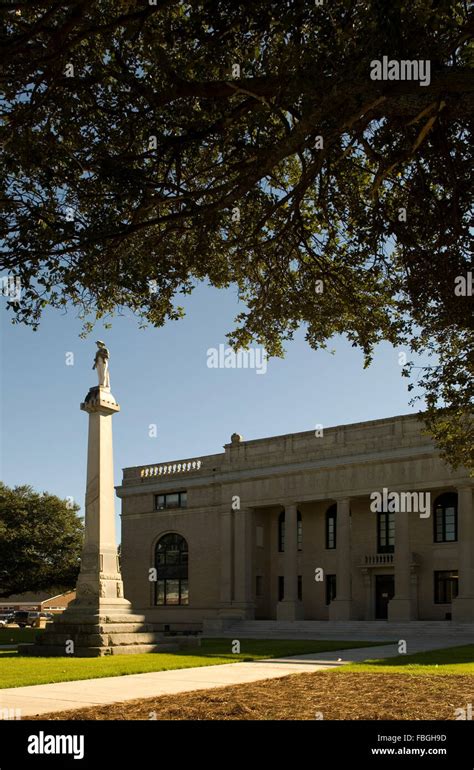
[73,383,130,611]
[20,343,199,656]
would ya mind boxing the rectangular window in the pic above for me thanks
[377,511,395,553]
[326,509,336,549]
[156,579,189,606]
[297,516,303,551]
[256,526,264,548]
[297,575,302,601]
[278,576,284,602]
[326,574,336,605]
[256,576,263,597]
[278,517,285,552]
[434,505,457,542]
[155,491,187,510]
[165,493,180,509]
[434,570,459,604]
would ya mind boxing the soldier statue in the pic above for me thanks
[92,340,110,388]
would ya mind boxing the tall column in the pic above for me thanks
[362,569,373,620]
[329,498,353,620]
[388,506,413,621]
[453,486,474,622]
[73,386,131,610]
[277,504,303,620]
[20,346,184,656]
[218,508,233,612]
[233,507,255,618]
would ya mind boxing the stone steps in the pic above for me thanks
[203,619,474,641]
[48,623,156,634]
[20,627,201,657]
[21,643,179,657]
[52,613,150,626]
[33,631,168,646]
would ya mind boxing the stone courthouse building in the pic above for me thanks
[117,414,474,629]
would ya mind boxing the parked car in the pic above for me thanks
[13,611,30,627]
[12,611,38,628]
[13,611,54,627]
[0,613,14,627]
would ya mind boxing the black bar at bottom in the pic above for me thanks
[0,720,472,768]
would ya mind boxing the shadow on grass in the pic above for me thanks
[169,638,391,664]
[0,628,43,644]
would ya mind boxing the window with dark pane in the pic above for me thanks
[326,574,337,605]
[155,492,187,511]
[278,575,284,602]
[297,510,303,551]
[326,504,337,549]
[278,510,285,552]
[434,570,459,603]
[433,493,458,543]
[377,510,394,553]
[154,533,189,606]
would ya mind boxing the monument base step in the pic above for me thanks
[18,624,201,657]
[30,631,169,646]
[19,642,180,657]
[43,621,158,635]
[53,612,149,626]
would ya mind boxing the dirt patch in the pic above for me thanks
[27,671,474,721]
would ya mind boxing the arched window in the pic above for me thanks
[155,533,189,606]
[326,504,337,549]
[434,493,458,543]
[278,510,285,552]
[297,510,303,551]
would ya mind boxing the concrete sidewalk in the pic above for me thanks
[0,638,465,718]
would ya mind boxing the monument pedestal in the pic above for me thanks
[22,613,182,657]
[21,381,198,656]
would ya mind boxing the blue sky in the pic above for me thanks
[0,283,422,538]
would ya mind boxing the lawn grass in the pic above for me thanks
[0,638,384,689]
[343,644,474,675]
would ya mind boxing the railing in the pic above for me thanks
[139,460,202,478]
[363,553,394,566]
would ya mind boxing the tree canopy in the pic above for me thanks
[1,1,473,470]
[0,483,83,597]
